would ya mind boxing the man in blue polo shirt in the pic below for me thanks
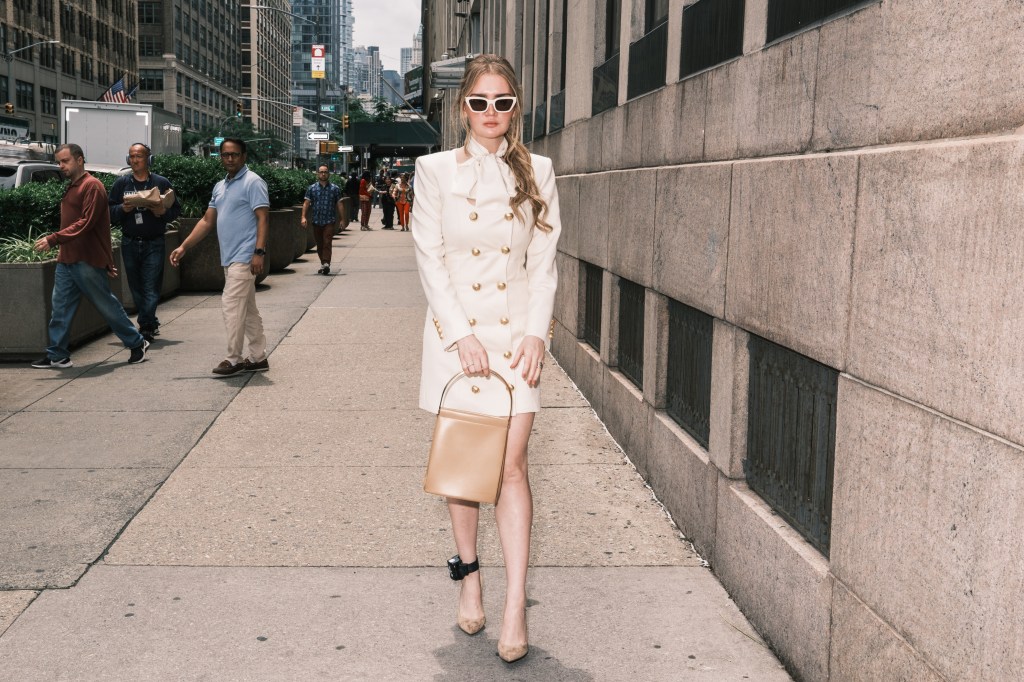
[168,138,270,377]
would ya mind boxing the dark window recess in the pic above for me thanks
[665,300,713,448]
[523,111,533,144]
[680,0,744,78]
[627,20,668,100]
[533,100,547,139]
[549,89,565,133]
[592,52,619,116]
[581,262,603,350]
[767,0,868,43]
[745,335,837,556]
[617,278,645,388]
[605,0,621,60]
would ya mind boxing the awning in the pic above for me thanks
[429,54,476,89]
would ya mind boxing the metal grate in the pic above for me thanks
[617,278,645,388]
[534,100,547,139]
[666,300,713,448]
[627,20,668,100]
[549,89,565,133]
[767,0,869,43]
[592,52,619,116]
[745,335,837,556]
[680,0,745,78]
[581,262,603,351]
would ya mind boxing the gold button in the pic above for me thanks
[509,385,514,391]
[471,385,480,393]
[497,282,506,290]
[469,212,478,221]
[504,212,513,221]
[472,283,481,291]
[501,246,510,254]
[469,318,477,326]
[471,248,481,256]
[503,351,512,359]
[500,317,509,325]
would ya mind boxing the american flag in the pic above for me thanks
[98,76,130,103]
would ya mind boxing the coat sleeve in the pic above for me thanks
[524,156,561,348]
[412,154,473,349]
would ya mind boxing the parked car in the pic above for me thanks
[0,160,62,190]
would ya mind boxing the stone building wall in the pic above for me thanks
[425,1,1024,678]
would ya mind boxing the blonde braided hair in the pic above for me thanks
[457,54,552,232]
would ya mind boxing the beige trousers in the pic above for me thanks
[222,262,266,365]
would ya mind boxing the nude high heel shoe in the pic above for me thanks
[497,610,528,663]
[449,555,485,635]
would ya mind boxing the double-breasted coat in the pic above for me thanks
[413,139,560,417]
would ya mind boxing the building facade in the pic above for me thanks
[423,1,1024,680]
[240,0,291,146]
[136,0,240,133]
[1,0,137,143]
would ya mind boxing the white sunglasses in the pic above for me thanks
[464,95,518,113]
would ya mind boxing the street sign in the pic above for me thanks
[213,136,224,146]
[306,132,330,141]
[319,105,336,112]
[311,44,325,79]
[339,145,354,152]
[292,106,303,127]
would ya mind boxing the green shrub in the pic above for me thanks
[0,228,58,263]
[0,181,65,241]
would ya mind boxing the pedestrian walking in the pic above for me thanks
[108,143,182,341]
[301,164,344,275]
[344,172,360,226]
[31,143,150,368]
[380,175,396,229]
[394,173,413,231]
[412,54,560,664]
[358,171,373,230]
[168,138,270,377]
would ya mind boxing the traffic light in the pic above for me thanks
[3,102,13,114]
[235,100,243,117]
[342,114,349,129]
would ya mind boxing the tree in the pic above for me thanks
[372,97,399,123]
[180,117,287,163]
[347,98,372,123]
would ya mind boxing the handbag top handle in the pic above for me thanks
[437,370,514,417]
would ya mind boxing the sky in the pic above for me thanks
[352,0,422,73]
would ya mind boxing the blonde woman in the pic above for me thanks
[412,54,560,663]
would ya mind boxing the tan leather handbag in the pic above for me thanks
[423,371,513,505]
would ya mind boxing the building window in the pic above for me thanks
[745,335,838,556]
[680,0,745,78]
[580,262,603,351]
[138,1,159,24]
[767,0,868,43]
[627,0,669,100]
[593,0,620,116]
[140,35,161,57]
[665,300,713,448]
[617,278,645,388]
[40,41,57,69]
[61,48,76,76]
[15,79,34,111]
[81,56,93,82]
[40,86,57,115]
[139,68,163,91]
[0,76,7,107]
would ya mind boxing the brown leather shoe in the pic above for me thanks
[212,360,244,377]
[243,357,269,373]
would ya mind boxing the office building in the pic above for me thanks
[240,0,291,146]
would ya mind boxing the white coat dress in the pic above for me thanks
[413,137,560,417]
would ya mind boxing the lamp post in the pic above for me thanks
[2,40,60,114]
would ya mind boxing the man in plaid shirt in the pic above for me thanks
[301,165,345,275]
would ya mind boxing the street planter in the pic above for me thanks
[267,208,295,272]
[292,207,308,260]
[176,217,225,291]
[0,248,125,360]
[295,204,316,253]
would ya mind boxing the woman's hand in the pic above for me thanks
[510,335,545,388]
[456,334,490,377]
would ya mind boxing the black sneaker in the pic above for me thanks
[31,356,72,369]
[128,340,150,364]
[321,264,330,275]
[242,357,270,372]
[212,360,245,377]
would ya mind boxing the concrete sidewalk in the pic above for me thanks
[0,214,791,680]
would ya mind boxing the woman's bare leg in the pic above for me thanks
[495,412,535,651]
[448,498,484,626]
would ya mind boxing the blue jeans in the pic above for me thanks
[121,236,165,331]
[46,262,145,361]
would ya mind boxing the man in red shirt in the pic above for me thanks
[31,143,149,368]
